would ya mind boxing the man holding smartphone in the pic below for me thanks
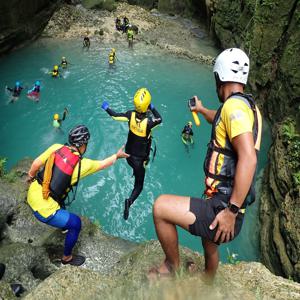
[150,48,262,280]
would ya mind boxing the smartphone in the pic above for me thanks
[188,97,196,109]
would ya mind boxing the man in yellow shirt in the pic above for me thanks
[151,48,262,280]
[27,125,129,266]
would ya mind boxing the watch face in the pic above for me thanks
[228,203,239,214]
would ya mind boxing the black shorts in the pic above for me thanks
[188,194,244,243]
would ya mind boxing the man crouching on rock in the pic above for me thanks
[26,125,129,266]
[151,48,262,280]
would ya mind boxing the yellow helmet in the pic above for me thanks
[188,121,192,126]
[133,88,151,113]
[54,65,59,70]
[54,114,59,120]
[112,48,116,53]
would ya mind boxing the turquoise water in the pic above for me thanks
[0,38,271,262]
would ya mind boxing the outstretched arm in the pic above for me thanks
[101,100,131,121]
[96,145,129,171]
[193,96,217,124]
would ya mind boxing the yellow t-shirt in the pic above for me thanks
[206,97,262,190]
[216,97,262,149]
[27,144,102,217]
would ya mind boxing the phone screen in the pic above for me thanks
[189,98,196,108]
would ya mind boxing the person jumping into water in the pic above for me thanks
[101,88,162,220]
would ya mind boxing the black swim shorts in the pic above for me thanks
[188,194,244,243]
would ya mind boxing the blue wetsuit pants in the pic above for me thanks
[33,209,81,256]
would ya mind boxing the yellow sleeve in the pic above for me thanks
[221,99,254,142]
[37,144,63,164]
[71,158,101,184]
[111,116,129,122]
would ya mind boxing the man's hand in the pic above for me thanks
[26,173,35,184]
[116,145,130,159]
[192,96,205,114]
[209,208,237,243]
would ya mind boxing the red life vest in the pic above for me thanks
[37,146,81,205]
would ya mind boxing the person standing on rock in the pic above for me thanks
[127,25,134,48]
[150,48,262,280]
[26,125,129,266]
[101,88,162,220]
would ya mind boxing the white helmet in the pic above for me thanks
[213,48,250,85]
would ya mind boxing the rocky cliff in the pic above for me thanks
[0,160,299,299]
[208,0,300,282]
[0,0,59,56]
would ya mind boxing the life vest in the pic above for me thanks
[127,30,134,40]
[203,93,262,206]
[61,61,67,68]
[126,112,151,158]
[109,53,115,64]
[37,146,81,206]
[52,70,59,77]
[53,120,60,128]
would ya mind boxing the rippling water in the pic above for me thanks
[0,38,271,262]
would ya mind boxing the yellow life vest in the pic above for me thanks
[109,53,115,64]
[129,112,147,137]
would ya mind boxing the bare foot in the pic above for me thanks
[186,261,198,274]
[147,260,173,281]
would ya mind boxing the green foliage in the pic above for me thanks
[260,0,277,9]
[292,171,300,187]
[226,248,240,265]
[4,170,18,183]
[282,120,299,143]
[0,157,6,177]
[281,118,300,188]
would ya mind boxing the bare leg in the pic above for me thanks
[202,238,219,280]
[153,194,196,273]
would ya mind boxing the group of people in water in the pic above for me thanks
[22,45,262,282]
[6,80,41,103]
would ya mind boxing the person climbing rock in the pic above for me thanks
[26,125,129,266]
[151,48,262,280]
[101,88,162,220]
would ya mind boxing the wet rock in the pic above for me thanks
[42,2,217,62]
[0,1,60,56]
[0,281,15,300]
[25,241,300,300]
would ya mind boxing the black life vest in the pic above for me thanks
[37,146,81,206]
[203,92,261,206]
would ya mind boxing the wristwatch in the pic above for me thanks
[227,202,240,214]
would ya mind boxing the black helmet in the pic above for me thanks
[68,125,90,147]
